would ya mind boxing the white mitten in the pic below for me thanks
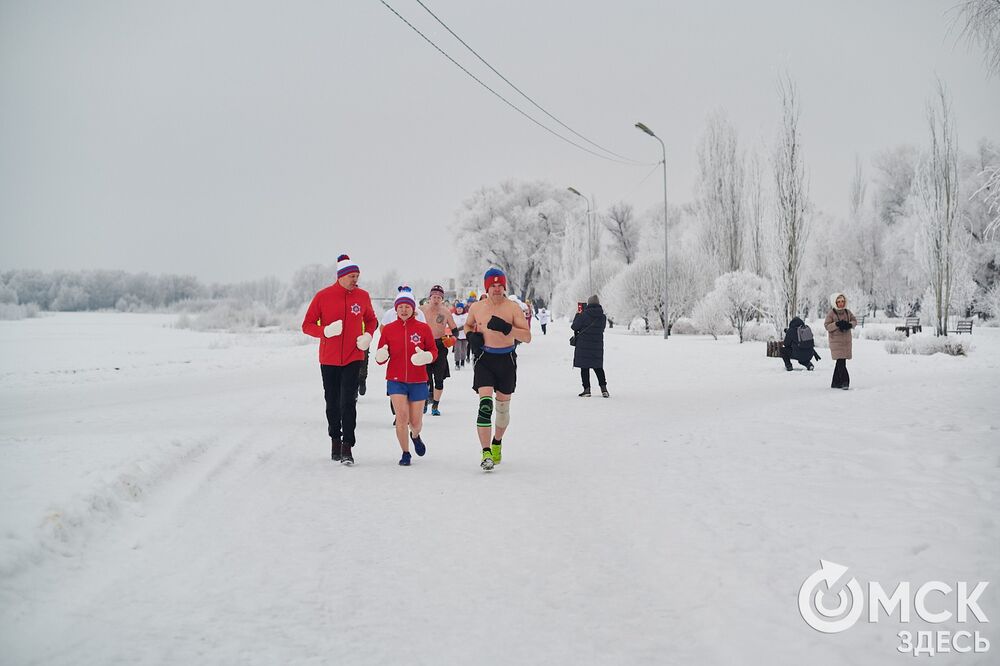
[356,332,372,350]
[411,347,433,366]
[323,320,343,338]
[374,346,390,364]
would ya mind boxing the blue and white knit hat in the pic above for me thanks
[394,284,416,309]
[337,254,360,278]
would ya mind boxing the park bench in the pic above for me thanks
[895,317,922,337]
[951,320,973,335]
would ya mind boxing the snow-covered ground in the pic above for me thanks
[1,312,997,665]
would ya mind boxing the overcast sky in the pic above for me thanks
[1,0,998,286]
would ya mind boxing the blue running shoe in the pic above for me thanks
[399,451,411,466]
[431,407,441,416]
[410,434,426,456]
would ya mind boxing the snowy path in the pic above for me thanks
[1,313,998,664]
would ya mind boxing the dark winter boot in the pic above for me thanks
[600,386,610,398]
[578,389,591,397]
[331,438,342,461]
[341,443,355,465]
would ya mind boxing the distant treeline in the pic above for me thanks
[0,267,339,313]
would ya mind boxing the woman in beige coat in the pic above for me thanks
[823,292,858,389]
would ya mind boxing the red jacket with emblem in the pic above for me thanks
[302,282,379,366]
[376,317,438,384]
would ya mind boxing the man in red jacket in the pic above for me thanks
[302,254,379,465]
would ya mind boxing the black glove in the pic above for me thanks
[467,331,484,355]
[835,320,849,331]
[487,315,513,335]
[451,327,460,337]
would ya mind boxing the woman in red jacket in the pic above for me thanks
[374,286,437,466]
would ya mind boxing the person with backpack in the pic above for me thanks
[824,292,858,389]
[571,295,609,397]
[781,316,820,371]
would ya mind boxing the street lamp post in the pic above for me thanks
[635,121,668,339]
[567,187,593,296]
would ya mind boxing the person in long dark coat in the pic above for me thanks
[571,295,609,397]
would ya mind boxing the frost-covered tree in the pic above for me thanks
[953,0,1000,76]
[872,145,918,227]
[771,74,811,323]
[603,253,705,332]
[745,152,767,277]
[603,201,639,265]
[285,264,333,309]
[452,180,570,302]
[915,81,961,336]
[693,271,771,343]
[695,111,745,274]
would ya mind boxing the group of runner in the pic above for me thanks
[302,255,532,470]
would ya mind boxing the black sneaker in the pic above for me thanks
[578,390,591,397]
[358,379,367,396]
[399,451,411,466]
[601,389,610,398]
[331,438,342,461]
[341,445,355,465]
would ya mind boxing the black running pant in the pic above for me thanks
[321,361,362,444]
[581,367,607,391]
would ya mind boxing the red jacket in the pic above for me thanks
[376,317,438,384]
[302,282,379,366]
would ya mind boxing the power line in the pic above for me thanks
[378,0,654,166]
[413,0,650,165]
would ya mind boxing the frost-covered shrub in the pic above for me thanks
[742,321,777,342]
[175,302,284,331]
[669,317,699,335]
[0,303,40,320]
[884,337,973,356]
[862,327,906,341]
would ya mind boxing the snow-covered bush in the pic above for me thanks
[0,302,40,320]
[669,317,699,335]
[741,321,777,342]
[862,327,907,341]
[174,302,288,332]
[884,337,973,356]
[691,290,733,339]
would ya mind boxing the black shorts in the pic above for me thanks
[472,350,517,394]
[428,339,451,389]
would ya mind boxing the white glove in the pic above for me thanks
[356,332,372,351]
[411,347,433,366]
[374,346,390,364]
[323,320,343,338]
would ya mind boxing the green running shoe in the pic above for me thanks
[481,448,494,471]
[490,442,502,464]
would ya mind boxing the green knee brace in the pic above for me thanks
[477,396,493,427]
